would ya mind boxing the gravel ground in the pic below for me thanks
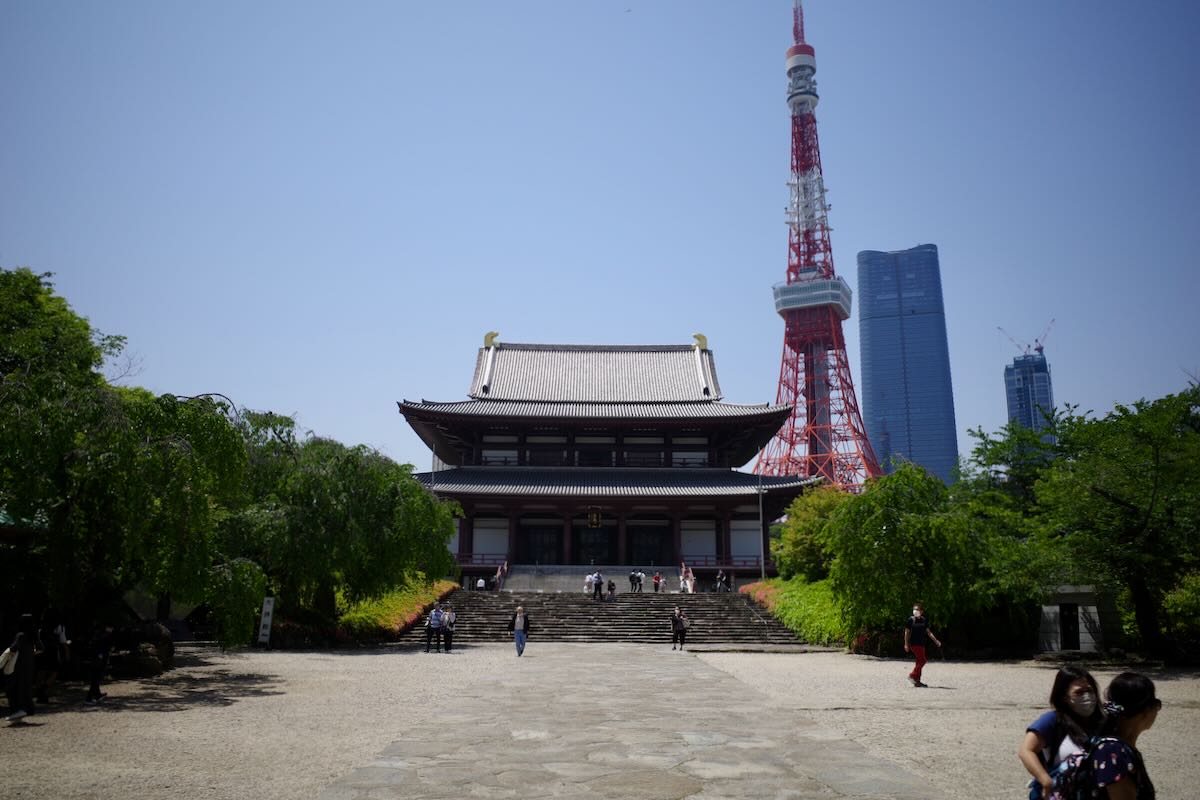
[2,644,1197,799]
[699,651,1200,800]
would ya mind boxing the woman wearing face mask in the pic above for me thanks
[1018,666,1106,799]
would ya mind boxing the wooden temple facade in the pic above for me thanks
[399,337,816,580]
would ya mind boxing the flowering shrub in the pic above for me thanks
[741,577,845,646]
[338,579,459,642]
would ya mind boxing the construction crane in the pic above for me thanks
[1033,318,1055,354]
[997,318,1055,356]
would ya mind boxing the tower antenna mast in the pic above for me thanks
[757,0,880,489]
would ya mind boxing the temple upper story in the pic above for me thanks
[399,337,792,470]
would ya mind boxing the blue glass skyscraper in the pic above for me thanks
[857,244,959,483]
[1005,350,1055,442]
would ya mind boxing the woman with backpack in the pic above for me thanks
[1018,666,1106,799]
[1089,672,1160,799]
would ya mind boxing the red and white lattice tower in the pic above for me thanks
[756,0,880,489]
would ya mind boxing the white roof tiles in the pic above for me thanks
[468,343,723,403]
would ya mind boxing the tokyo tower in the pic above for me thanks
[756,0,880,489]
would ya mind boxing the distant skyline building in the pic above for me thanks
[857,244,959,483]
[1005,350,1056,442]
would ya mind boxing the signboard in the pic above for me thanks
[257,596,275,645]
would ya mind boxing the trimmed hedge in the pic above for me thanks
[339,579,459,642]
[741,577,844,646]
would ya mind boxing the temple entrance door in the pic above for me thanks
[572,515,617,564]
[518,517,562,565]
[628,518,673,567]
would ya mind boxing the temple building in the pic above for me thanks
[399,335,815,582]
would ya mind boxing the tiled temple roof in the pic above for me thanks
[467,343,723,402]
[398,399,790,421]
[415,467,817,498]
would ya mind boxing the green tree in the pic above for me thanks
[825,462,986,634]
[1,269,257,645]
[1037,386,1200,655]
[772,485,849,581]
[227,422,458,620]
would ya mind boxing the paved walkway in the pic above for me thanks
[319,643,939,799]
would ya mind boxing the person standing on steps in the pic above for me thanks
[670,606,690,651]
[507,605,531,656]
[441,604,456,653]
[903,602,941,687]
[652,571,662,593]
[592,571,604,601]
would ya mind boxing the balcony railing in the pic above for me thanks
[680,555,765,569]
[455,553,509,566]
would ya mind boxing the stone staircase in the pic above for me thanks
[407,588,801,646]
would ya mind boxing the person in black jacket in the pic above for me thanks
[86,623,115,705]
[4,614,38,722]
[670,607,689,651]
[507,606,531,656]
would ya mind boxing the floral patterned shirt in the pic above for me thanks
[1089,738,1155,799]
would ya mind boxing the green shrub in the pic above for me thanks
[1164,573,1200,643]
[338,578,458,642]
[741,577,844,646]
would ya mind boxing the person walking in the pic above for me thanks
[629,569,638,593]
[1018,666,1106,799]
[4,614,38,722]
[636,570,646,592]
[85,622,114,705]
[424,602,445,653]
[441,604,456,653]
[1090,672,1160,799]
[592,571,604,601]
[585,572,595,595]
[35,608,69,704]
[507,605,531,656]
[606,578,616,602]
[903,602,941,687]
[652,571,662,593]
[670,606,690,651]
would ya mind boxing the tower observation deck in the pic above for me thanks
[756,1,880,489]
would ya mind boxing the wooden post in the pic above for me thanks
[562,514,573,564]
[617,514,628,564]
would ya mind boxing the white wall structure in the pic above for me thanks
[1038,586,1104,652]
[730,519,762,559]
[473,518,509,557]
[680,519,717,558]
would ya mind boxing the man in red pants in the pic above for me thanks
[903,603,941,687]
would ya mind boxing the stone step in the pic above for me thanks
[409,590,799,645]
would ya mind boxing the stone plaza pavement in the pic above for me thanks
[319,642,937,800]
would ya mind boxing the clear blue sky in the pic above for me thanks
[3,1,1197,471]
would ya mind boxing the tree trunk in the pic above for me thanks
[156,592,172,622]
[1127,572,1166,655]
[315,582,338,623]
